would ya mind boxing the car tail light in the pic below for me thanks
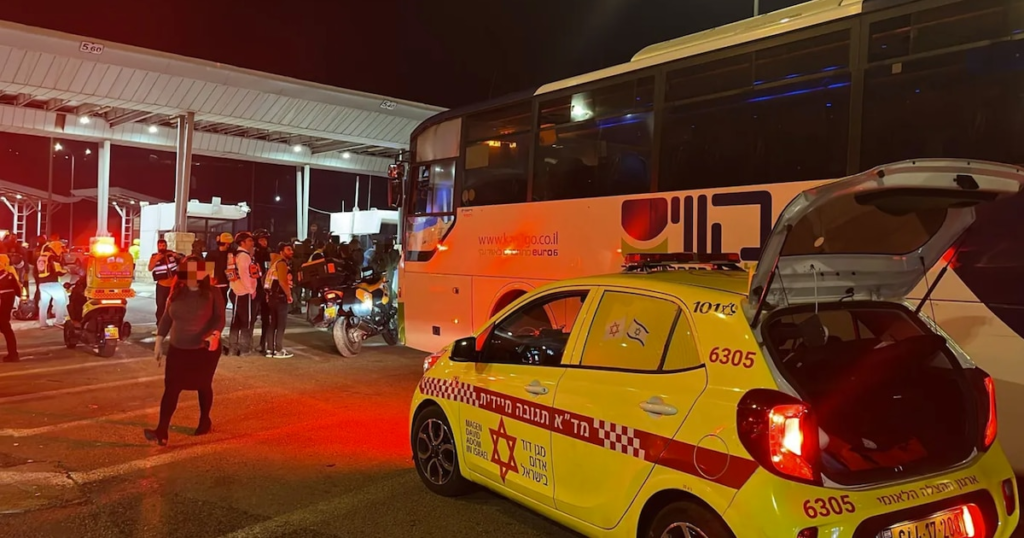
[422,351,443,373]
[983,375,997,449]
[797,529,817,538]
[1003,478,1017,516]
[962,504,987,538]
[738,389,821,484]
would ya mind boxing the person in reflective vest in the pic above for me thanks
[36,241,68,329]
[252,229,272,354]
[148,239,182,330]
[262,242,295,358]
[0,254,21,362]
[204,232,234,304]
[226,232,260,356]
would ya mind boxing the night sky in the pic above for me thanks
[0,0,805,243]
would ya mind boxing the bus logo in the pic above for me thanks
[620,190,773,262]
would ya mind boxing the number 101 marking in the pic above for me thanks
[693,301,737,316]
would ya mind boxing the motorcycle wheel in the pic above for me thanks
[382,310,399,346]
[332,317,363,357]
[63,323,78,349]
[98,341,117,358]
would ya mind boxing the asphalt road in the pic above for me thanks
[1,293,1021,538]
[0,296,578,538]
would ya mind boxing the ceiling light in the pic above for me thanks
[342,152,351,159]
[54,142,63,151]
[275,195,281,202]
[292,144,303,153]
[85,148,92,155]
[79,116,91,124]
[148,125,158,134]
[15,194,22,200]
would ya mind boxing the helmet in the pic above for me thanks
[218,232,234,244]
[132,238,140,245]
[234,231,254,245]
[253,228,270,239]
[46,241,66,255]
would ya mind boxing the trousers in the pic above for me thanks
[227,291,255,353]
[37,282,66,328]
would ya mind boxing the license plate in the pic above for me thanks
[104,327,119,340]
[324,305,338,320]
[882,507,974,538]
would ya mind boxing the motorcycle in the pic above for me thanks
[301,260,398,357]
[63,239,134,358]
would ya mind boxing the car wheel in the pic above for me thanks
[644,500,734,538]
[332,317,362,357]
[412,405,473,497]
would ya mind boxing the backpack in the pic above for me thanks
[12,298,37,321]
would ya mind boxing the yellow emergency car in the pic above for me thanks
[409,159,1022,538]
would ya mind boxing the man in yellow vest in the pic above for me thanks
[36,241,68,329]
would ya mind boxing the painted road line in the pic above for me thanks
[0,357,150,378]
[0,376,164,405]
[217,473,410,538]
[0,414,374,489]
[0,388,267,437]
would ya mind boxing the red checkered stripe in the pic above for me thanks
[596,419,645,459]
[418,375,758,490]
[419,376,480,407]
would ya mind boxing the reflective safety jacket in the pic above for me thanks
[35,252,66,284]
[227,249,259,297]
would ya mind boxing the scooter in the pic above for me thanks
[327,267,399,357]
[63,239,134,358]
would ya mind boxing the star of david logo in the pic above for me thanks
[608,321,621,337]
[489,417,519,483]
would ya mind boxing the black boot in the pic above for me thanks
[195,418,212,436]
[143,428,168,446]
[2,354,19,363]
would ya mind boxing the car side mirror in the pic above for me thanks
[449,337,478,362]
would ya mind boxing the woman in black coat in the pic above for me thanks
[144,257,226,446]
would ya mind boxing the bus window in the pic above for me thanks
[534,77,655,201]
[414,161,455,215]
[462,102,532,207]
[660,75,850,192]
[860,39,1024,170]
[868,0,1015,63]
[659,31,850,192]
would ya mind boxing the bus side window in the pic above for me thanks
[534,77,655,202]
[462,102,533,207]
[659,31,851,192]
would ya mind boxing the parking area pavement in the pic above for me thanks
[0,293,577,538]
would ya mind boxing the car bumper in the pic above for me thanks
[724,445,1019,537]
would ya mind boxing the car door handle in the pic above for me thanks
[524,381,549,396]
[640,399,678,416]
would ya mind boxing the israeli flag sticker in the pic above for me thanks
[626,318,649,347]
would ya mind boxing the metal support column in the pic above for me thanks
[302,165,311,239]
[46,137,53,237]
[173,112,195,232]
[35,201,42,237]
[295,166,304,240]
[97,140,112,236]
